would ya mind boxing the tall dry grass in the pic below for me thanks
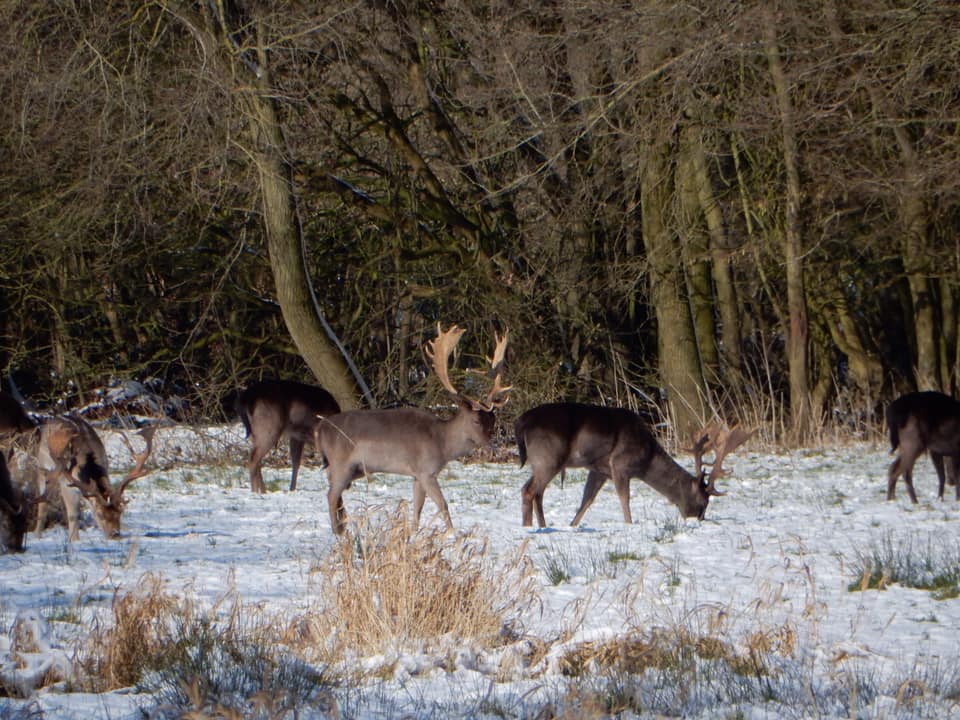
[292,503,540,666]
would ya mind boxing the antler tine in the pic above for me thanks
[424,323,466,398]
[690,420,721,476]
[481,328,512,409]
[482,373,513,410]
[119,425,156,484]
[486,329,510,376]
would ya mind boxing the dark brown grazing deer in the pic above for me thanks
[515,404,752,527]
[36,416,154,540]
[0,392,35,552]
[315,324,511,535]
[0,451,28,553]
[887,390,960,503]
[235,379,342,493]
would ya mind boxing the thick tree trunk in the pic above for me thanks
[764,17,813,445]
[678,126,719,377]
[641,138,707,441]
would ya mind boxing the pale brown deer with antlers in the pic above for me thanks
[314,324,511,535]
[35,416,154,540]
[516,405,752,527]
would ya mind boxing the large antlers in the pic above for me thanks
[425,323,466,398]
[115,425,157,497]
[691,421,755,496]
[425,323,512,410]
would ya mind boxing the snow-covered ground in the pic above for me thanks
[2,424,960,718]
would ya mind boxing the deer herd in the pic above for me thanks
[1,323,959,554]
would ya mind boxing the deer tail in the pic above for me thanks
[886,399,906,452]
[514,417,528,467]
[235,394,253,439]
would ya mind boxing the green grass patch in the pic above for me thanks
[848,530,960,597]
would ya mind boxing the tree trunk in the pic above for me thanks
[864,85,939,392]
[641,137,707,441]
[245,72,360,410]
[678,126,719,378]
[764,16,813,444]
[942,287,957,395]
[689,129,742,376]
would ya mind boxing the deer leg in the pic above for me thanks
[931,452,946,500]
[326,475,348,535]
[417,474,453,530]
[412,479,426,524]
[246,422,282,494]
[611,472,633,524]
[288,437,305,492]
[570,471,608,527]
[521,474,550,528]
[59,478,82,542]
[887,455,904,500]
[247,443,269,494]
[903,467,919,504]
[947,455,960,500]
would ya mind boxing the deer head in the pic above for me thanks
[41,417,155,539]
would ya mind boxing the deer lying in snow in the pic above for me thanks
[515,404,752,527]
[314,324,511,534]
[886,390,960,503]
[235,379,341,493]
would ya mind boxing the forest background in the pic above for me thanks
[1,0,958,447]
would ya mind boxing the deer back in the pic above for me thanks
[887,391,960,455]
[237,379,340,440]
[318,402,494,477]
[517,403,654,470]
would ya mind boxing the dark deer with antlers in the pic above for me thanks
[36,416,154,540]
[235,380,341,493]
[516,404,752,527]
[887,391,960,503]
[315,324,511,535]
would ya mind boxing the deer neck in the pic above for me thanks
[440,409,480,461]
[642,448,698,510]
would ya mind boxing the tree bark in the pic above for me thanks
[689,129,742,376]
[641,137,707,441]
[678,126,719,378]
[764,16,813,444]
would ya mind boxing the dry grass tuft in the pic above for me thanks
[292,503,539,665]
[559,619,798,681]
[76,572,329,719]
[77,573,188,691]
